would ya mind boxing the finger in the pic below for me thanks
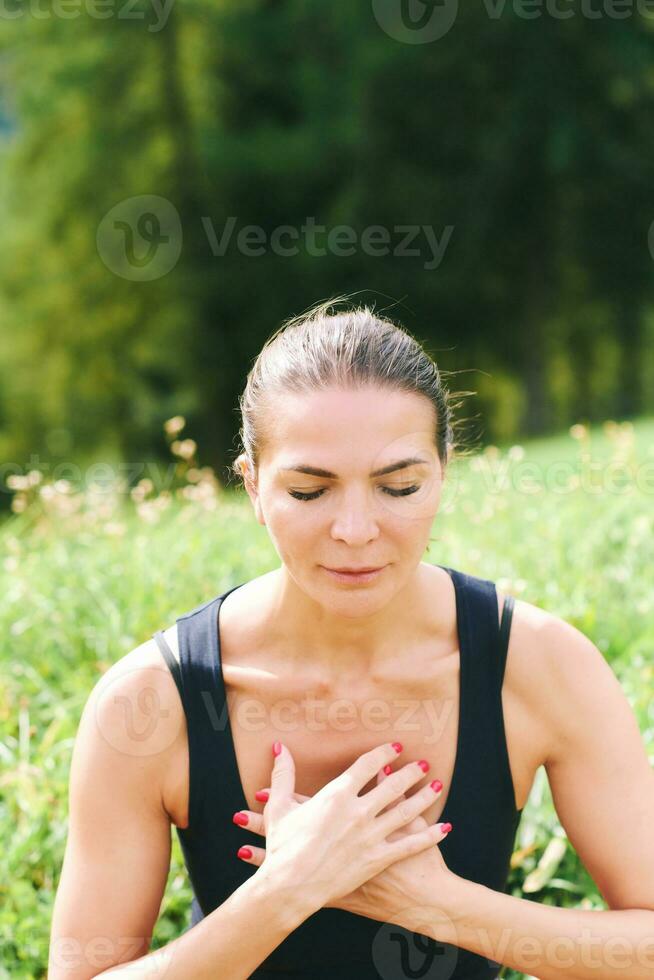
[376,760,401,816]
[235,843,266,867]
[232,809,265,835]
[269,741,295,807]
[377,778,443,838]
[384,820,452,863]
[342,741,404,795]
[376,760,426,832]
[365,757,432,817]
[255,788,311,805]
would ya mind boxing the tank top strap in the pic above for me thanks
[436,565,520,821]
[441,564,505,689]
[173,584,247,828]
[498,593,515,683]
[152,630,184,699]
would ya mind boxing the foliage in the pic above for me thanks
[2,3,654,481]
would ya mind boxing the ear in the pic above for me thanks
[238,454,266,527]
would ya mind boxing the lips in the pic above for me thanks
[325,567,383,573]
[321,565,386,584]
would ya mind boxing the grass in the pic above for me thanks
[1,417,653,978]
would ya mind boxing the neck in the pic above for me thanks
[263,562,443,678]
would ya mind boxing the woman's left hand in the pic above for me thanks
[233,762,457,934]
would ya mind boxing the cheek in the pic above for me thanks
[265,499,319,550]
[389,516,435,554]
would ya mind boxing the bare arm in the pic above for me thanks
[407,608,654,978]
[48,644,312,980]
[94,869,312,979]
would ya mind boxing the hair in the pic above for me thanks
[229,295,468,487]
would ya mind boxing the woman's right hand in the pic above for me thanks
[254,740,444,915]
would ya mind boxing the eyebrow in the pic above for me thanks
[280,456,430,479]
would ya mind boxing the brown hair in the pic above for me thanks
[230,295,462,486]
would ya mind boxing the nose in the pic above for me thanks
[329,489,380,546]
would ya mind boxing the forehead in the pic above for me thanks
[261,386,436,468]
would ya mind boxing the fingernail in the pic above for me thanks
[272,741,282,757]
[440,822,452,834]
[383,764,393,775]
[233,812,249,826]
[237,846,253,860]
[430,780,443,794]
[417,759,430,772]
[392,741,403,753]
[255,790,269,803]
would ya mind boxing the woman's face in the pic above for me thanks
[242,385,445,611]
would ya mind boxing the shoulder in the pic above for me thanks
[99,627,181,687]
[87,631,186,770]
[497,590,616,767]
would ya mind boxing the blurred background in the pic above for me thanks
[2,2,654,494]
[1,3,654,979]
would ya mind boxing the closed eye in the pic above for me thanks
[288,485,420,501]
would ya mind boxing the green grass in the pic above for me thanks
[1,418,653,978]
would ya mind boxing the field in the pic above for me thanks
[1,418,653,979]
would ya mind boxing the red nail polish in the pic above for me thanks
[273,741,282,757]
[440,822,452,834]
[255,790,269,803]
[417,759,430,772]
[233,812,249,826]
[430,780,443,793]
[237,846,252,859]
[383,764,393,775]
[392,742,403,753]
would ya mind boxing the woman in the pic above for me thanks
[49,300,654,980]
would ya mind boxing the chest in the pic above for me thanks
[165,646,542,830]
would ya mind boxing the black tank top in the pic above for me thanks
[152,565,523,979]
